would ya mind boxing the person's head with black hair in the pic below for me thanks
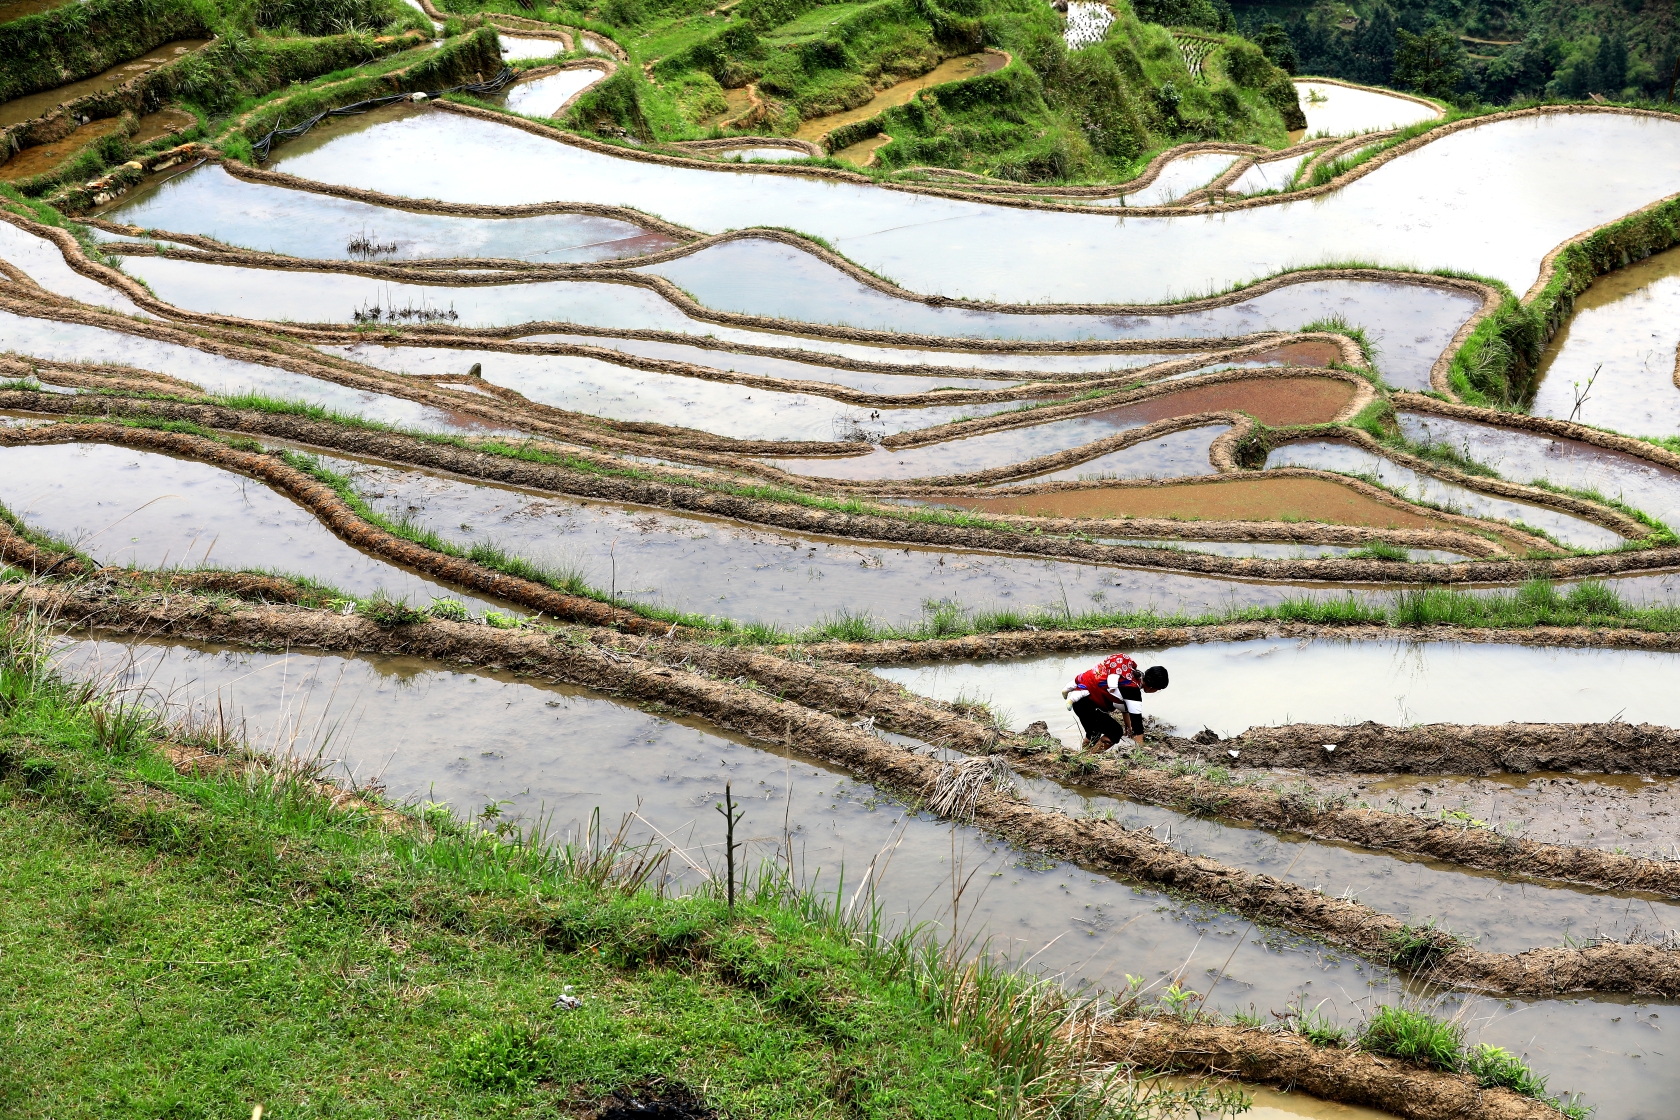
[1142,665,1169,692]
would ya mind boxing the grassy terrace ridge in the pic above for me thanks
[0,602,1267,1119]
[0,598,1593,1119]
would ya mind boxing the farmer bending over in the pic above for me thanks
[1062,653,1168,751]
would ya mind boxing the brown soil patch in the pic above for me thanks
[1237,340,1343,368]
[0,118,126,181]
[1108,376,1354,427]
[131,107,197,145]
[951,475,1452,529]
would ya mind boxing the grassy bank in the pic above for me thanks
[0,605,1263,1119]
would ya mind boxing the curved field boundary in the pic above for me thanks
[16,395,1680,589]
[583,634,1680,897]
[502,58,617,119]
[1258,427,1653,541]
[426,98,1680,219]
[48,199,1500,356]
[1085,1019,1557,1120]
[1292,74,1449,118]
[671,136,824,159]
[2,576,1674,1000]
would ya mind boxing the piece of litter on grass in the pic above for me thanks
[1228,750,1240,759]
[554,984,582,1010]
[1323,744,1336,752]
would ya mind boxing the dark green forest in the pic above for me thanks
[1235,0,1679,104]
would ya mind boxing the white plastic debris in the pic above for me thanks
[1228,750,1240,759]
[553,984,582,1010]
[410,91,429,102]
[1323,744,1336,752]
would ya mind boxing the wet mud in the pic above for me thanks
[10,579,1680,1000]
[0,40,207,128]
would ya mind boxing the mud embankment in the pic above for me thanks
[6,577,1680,999]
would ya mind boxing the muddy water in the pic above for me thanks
[635,239,1474,385]
[1085,153,1236,207]
[310,450,1393,625]
[0,219,144,313]
[326,342,1017,441]
[1307,770,1680,858]
[0,443,500,610]
[875,638,1680,742]
[1226,151,1312,196]
[1265,439,1629,550]
[1293,80,1439,138]
[0,0,79,25]
[1398,411,1680,529]
[1530,243,1680,436]
[502,68,605,118]
[268,108,1680,305]
[761,374,1315,480]
[1004,763,1680,956]
[0,40,205,126]
[792,53,1005,145]
[0,309,512,436]
[50,633,1676,1117]
[832,133,891,166]
[945,474,1477,534]
[100,163,679,263]
[0,116,125,182]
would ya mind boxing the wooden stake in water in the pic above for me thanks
[717,781,743,910]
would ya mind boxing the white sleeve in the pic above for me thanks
[1107,673,1120,692]
[1123,697,1144,714]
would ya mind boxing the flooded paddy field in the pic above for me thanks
[1529,243,1680,436]
[0,39,206,127]
[0,442,501,610]
[44,632,1680,1118]
[6,19,1680,1113]
[270,105,1680,303]
[97,163,681,263]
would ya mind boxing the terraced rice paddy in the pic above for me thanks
[7,24,1680,1117]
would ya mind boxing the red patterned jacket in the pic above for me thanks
[1073,653,1141,708]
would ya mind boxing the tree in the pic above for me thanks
[1253,22,1297,74]
[1594,34,1628,95]
[1394,25,1463,98]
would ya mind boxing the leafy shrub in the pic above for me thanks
[449,1022,548,1089]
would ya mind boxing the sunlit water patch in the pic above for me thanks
[0,220,144,314]
[1530,243,1680,436]
[0,443,498,609]
[1294,80,1440,137]
[99,163,678,263]
[268,108,1680,303]
[502,68,605,117]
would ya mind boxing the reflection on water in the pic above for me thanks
[1085,153,1235,207]
[502,67,605,117]
[1266,438,1627,550]
[0,40,206,127]
[0,443,501,610]
[873,637,1680,745]
[0,219,144,313]
[268,108,1680,303]
[1294,79,1440,138]
[102,163,678,262]
[329,341,1016,441]
[1399,410,1680,529]
[1531,243,1680,437]
[0,308,503,435]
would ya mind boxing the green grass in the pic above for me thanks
[0,598,1255,1120]
[1357,1006,1587,1119]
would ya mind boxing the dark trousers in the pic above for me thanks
[1071,696,1127,745]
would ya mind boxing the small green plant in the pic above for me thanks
[1383,922,1462,972]
[360,593,429,627]
[448,1022,548,1089]
[429,597,470,621]
[1464,1043,1548,1096]
[1359,1005,1463,1069]
[484,612,520,629]
[1348,539,1409,562]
